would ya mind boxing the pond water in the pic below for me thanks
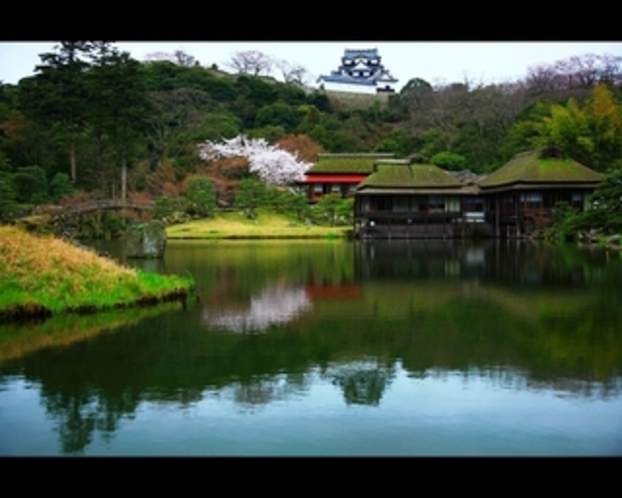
[1,239,621,456]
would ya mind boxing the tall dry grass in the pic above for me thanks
[0,226,192,317]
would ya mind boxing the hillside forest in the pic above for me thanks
[1,42,621,225]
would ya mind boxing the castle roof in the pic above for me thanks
[318,48,398,90]
[343,49,379,60]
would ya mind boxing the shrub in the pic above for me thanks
[235,177,268,218]
[312,193,353,226]
[184,176,216,218]
[430,151,468,171]
[50,173,76,202]
[151,196,185,222]
[0,172,18,221]
[13,166,49,204]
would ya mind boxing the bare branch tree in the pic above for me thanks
[275,59,311,86]
[525,63,561,94]
[526,53,622,94]
[144,49,197,67]
[595,54,622,86]
[227,51,274,76]
[173,49,196,67]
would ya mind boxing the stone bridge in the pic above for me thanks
[57,199,154,215]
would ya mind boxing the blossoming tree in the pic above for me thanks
[198,135,311,186]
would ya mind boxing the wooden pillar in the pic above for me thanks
[514,194,527,238]
[495,197,500,238]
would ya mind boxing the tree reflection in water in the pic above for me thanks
[2,240,621,455]
[324,360,396,406]
[230,372,311,412]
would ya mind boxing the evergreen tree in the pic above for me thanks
[18,42,93,183]
[87,47,152,201]
[0,171,17,220]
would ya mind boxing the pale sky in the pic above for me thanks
[1,41,621,91]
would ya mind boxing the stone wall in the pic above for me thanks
[325,90,391,110]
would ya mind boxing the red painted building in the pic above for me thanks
[301,153,395,203]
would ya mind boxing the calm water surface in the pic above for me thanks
[1,239,621,455]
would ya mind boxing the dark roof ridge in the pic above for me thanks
[374,159,411,165]
[317,153,395,158]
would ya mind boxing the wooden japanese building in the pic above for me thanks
[354,159,485,239]
[479,147,604,238]
[301,153,394,203]
[353,148,604,239]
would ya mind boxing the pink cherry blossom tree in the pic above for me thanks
[198,135,311,186]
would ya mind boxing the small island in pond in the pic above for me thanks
[0,226,193,321]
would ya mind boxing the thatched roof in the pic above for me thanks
[479,148,604,189]
[307,153,395,174]
[358,163,463,190]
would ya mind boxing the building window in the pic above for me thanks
[463,197,484,212]
[393,196,409,212]
[429,196,445,213]
[361,197,370,213]
[520,192,542,203]
[571,192,584,210]
[445,197,461,213]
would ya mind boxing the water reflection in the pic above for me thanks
[229,372,313,412]
[324,359,396,406]
[353,239,612,286]
[1,240,621,455]
[203,284,312,333]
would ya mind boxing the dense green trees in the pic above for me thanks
[13,165,49,203]
[0,171,17,220]
[18,42,92,183]
[504,84,622,172]
[13,42,151,200]
[88,49,152,201]
[550,168,622,239]
[0,43,621,226]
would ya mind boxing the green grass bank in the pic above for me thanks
[166,209,351,239]
[0,226,193,321]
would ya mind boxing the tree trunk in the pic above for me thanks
[121,156,127,205]
[70,140,77,183]
[96,135,104,174]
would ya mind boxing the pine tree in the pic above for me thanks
[18,42,93,183]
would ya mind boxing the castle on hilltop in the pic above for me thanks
[316,48,398,94]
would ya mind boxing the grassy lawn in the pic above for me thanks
[0,226,193,320]
[166,209,351,239]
